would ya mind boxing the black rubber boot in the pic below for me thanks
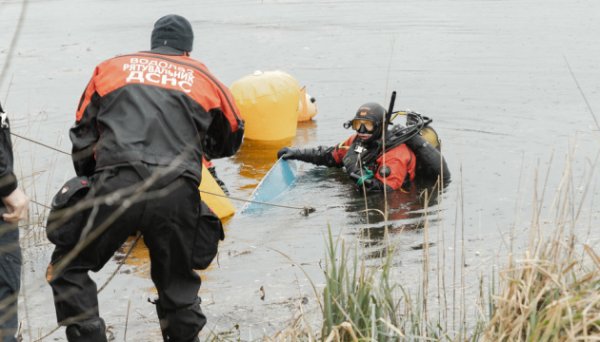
[65,318,107,342]
[155,298,204,342]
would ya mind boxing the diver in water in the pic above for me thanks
[277,102,450,192]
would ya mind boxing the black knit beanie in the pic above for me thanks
[151,15,194,52]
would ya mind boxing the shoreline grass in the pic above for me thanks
[484,234,600,341]
[265,227,598,342]
[263,163,600,341]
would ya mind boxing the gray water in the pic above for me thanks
[1,0,599,340]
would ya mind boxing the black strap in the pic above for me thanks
[129,162,152,179]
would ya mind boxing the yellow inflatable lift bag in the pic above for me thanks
[198,166,235,219]
[231,70,300,141]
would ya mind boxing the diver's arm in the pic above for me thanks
[277,146,339,167]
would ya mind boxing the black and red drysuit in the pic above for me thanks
[281,133,417,192]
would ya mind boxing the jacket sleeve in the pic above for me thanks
[282,135,355,167]
[203,79,244,159]
[284,146,339,167]
[0,105,18,197]
[69,69,101,177]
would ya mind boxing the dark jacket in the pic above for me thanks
[71,49,244,184]
[0,102,17,198]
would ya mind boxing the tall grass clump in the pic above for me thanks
[321,228,400,341]
[484,152,600,341]
[484,228,600,341]
[319,227,457,342]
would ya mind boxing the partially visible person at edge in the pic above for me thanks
[45,15,243,342]
[0,101,30,342]
[277,102,449,192]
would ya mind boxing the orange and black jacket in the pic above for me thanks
[71,50,244,185]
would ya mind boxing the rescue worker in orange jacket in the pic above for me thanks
[46,15,243,342]
[278,102,449,192]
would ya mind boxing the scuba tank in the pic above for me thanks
[405,131,450,186]
[420,126,441,151]
[384,111,450,186]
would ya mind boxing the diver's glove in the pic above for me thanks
[277,147,297,160]
[277,146,337,166]
[355,168,374,186]
[349,170,391,192]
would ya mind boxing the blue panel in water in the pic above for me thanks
[241,159,297,213]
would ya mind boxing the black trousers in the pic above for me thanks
[48,167,206,341]
[0,214,20,342]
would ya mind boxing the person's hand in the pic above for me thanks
[2,188,29,223]
[277,147,296,160]
[349,171,386,192]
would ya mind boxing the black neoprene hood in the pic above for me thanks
[151,14,194,52]
[352,102,386,142]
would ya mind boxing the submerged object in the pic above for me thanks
[231,70,301,141]
[241,158,297,214]
[199,166,236,219]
